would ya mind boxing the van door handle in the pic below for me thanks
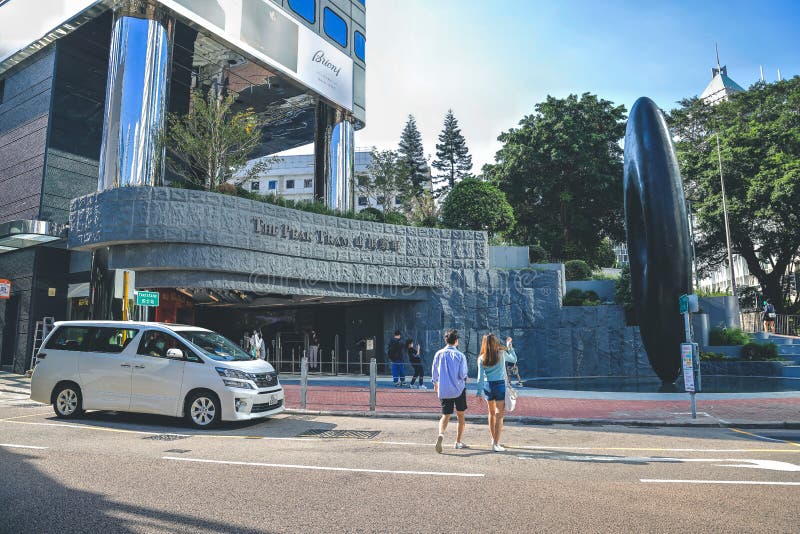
[134,365,145,369]
[120,363,131,368]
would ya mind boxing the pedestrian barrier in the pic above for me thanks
[741,311,800,336]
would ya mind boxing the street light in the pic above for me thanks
[715,133,738,300]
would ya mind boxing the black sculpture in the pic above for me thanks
[623,97,691,383]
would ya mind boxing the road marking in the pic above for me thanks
[519,454,800,472]
[513,445,800,453]
[163,456,485,478]
[0,443,48,450]
[0,412,53,421]
[641,479,800,486]
[730,428,800,448]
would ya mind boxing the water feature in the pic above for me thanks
[524,375,800,394]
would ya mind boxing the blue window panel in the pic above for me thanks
[323,7,347,48]
[354,31,365,61]
[356,0,365,5]
[268,180,277,190]
[288,0,315,24]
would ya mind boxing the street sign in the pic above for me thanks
[0,278,10,299]
[681,343,695,392]
[679,294,689,314]
[136,290,159,307]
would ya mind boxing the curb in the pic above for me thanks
[284,409,800,429]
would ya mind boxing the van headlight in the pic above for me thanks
[216,367,255,389]
[223,379,255,389]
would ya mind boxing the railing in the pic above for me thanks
[740,311,800,336]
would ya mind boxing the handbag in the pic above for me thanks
[504,363,518,412]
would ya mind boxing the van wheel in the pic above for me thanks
[185,392,220,429]
[53,384,83,419]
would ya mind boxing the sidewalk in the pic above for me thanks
[3,371,799,427]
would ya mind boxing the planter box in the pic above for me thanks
[702,345,741,359]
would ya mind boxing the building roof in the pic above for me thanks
[700,65,745,105]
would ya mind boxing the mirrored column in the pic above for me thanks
[98,0,172,190]
[314,101,354,212]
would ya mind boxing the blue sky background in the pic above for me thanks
[357,0,800,172]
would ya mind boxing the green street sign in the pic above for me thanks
[679,294,689,314]
[136,290,159,307]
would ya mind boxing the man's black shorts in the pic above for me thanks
[440,388,467,415]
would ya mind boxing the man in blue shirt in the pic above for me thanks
[431,329,469,453]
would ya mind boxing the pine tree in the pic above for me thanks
[397,114,428,197]
[432,109,472,197]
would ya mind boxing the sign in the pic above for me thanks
[0,279,10,299]
[681,343,695,392]
[679,294,689,314]
[160,0,354,110]
[136,291,160,307]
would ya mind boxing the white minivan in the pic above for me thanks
[30,321,284,429]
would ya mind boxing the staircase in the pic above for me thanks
[751,332,800,377]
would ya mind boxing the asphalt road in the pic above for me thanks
[1,399,799,533]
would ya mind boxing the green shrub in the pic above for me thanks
[384,211,409,225]
[695,288,733,298]
[563,288,602,306]
[700,352,727,361]
[740,342,779,361]
[708,327,750,346]
[528,244,548,263]
[591,272,617,281]
[565,260,592,281]
[356,207,384,222]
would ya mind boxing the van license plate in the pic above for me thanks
[269,395,277,405]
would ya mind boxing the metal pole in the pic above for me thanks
[359,350,363,375]
[291,349,296,375]
[331,349,335,376]
[716,133,738,300]
[121,271,130,321]
[369,358,377,411]
[684,311,697,419]
[300,356,308,410]
[345,350,349,375]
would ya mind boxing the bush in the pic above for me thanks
[740,342,779,361]
[700,352,727,361]
[563,289,601,306]
[528,244,548,264]
[356,207,384,222]
[384,211,408,225]
[708,327,750,346]
[565,259,592,281]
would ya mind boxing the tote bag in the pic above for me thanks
[504,363,518,412]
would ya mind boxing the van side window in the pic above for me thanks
[45,326,93,351]
[89,328,139,353]
[137,331,200,362]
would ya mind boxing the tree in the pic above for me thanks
[397,114,429,197]
[432,109,472,198]
[440,177,515,236]
[356,148,407,213]
[164,90,272,191]
[669,77,800,312]
[483,93,627,267]
[406,190,440,227]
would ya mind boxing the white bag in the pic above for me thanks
[505,381,517,412]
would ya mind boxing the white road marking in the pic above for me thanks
[716,460,800,472]
[163,456,485,477]
[641,479,800,486]
[514,445,800,453]
[0,443,48,450]
[519,454,800,472]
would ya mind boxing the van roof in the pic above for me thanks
[52,320,211,333]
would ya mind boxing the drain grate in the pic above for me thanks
[296,429,380,439]
[164,449,192,454]
[143,434,190,441]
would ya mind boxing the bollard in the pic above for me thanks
[291,348,296,375]
[345,350,349,375]
[369,358,377,411]
[331,349,335,375]
[300,356,308,410]
[359,351,363,376]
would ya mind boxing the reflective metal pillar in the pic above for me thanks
[314,101,354,211]
[98,0,172,190]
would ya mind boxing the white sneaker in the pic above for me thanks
[492,443,506,452]
[454,442,467,449]
[410,385,418,389]
[435,434,444,454]
[419,385,428,390]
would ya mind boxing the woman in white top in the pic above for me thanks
[476,334,517,452]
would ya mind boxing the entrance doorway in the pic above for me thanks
[1,295,20,367]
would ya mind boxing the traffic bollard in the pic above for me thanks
[369,358,377,411]
[300,356,308,410]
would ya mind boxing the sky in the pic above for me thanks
[350,0,800,173]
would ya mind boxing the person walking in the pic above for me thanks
[387,331,407,387]
[475,334,517,452]
[408,339,426,389]
[308,330,320,370]
[762,299,777,334]
[431,329,469,452]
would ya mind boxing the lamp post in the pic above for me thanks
[716,133,738,300]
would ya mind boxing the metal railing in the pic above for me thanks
[297,356,378,412]
[740,311,800,336]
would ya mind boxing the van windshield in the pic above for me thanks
[179,331,254,361]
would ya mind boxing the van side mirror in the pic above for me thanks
[166,348,184,360]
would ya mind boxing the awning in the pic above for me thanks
[67,282,90,299]
[0,220,65,253]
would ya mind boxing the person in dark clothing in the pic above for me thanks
[762,299,777,333]
[387,330,406,387]
[407,339,426,389]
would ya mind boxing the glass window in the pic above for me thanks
[179,330,255,362]
[286,179,295,189]
[394,197,402,205]
[45,326,93,351]
[358,196,367,206]
[304,179,313,188]
[323,7,347,48]
[377,196,385,205]
[268,180,277,190]
[354,31,366,61]
[89,327,139,354]
[251,181,260,191]
[0,79,4,105]
[137,330,199,362]
[288,0,315,24]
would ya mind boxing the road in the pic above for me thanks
[0,397,798,533]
